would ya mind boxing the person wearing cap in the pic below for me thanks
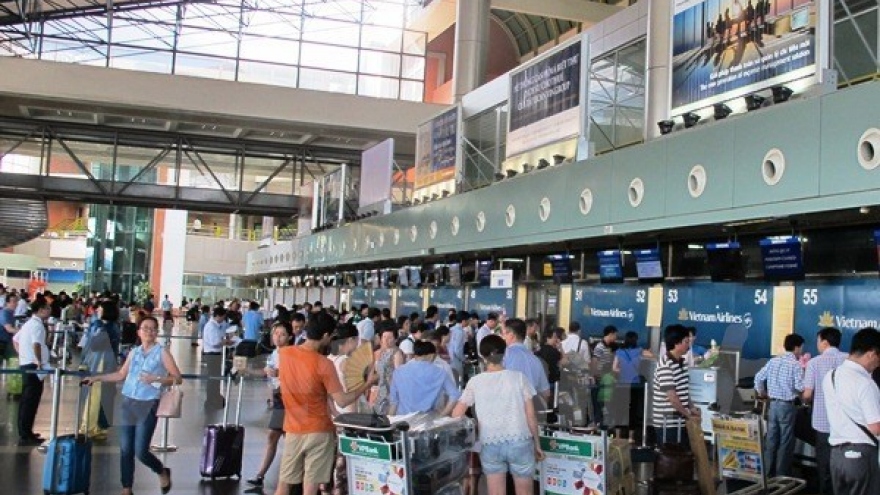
[476,313,499,351]
[389,341,460,416]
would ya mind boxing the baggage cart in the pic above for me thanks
[335,414,475,495]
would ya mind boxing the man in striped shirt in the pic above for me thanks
[755,333,805,478]
[803,327,847,495]
[652,325,699,446]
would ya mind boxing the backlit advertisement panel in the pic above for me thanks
[671,0,820,115]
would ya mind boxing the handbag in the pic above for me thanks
[156,386,183,418]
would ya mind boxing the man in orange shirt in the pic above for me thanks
[275,312,376,495]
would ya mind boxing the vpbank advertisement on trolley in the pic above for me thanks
[670,0,826,115]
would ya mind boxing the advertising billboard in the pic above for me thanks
[507,36,587,158]
[414,106,458,189]
[671,0,820,115]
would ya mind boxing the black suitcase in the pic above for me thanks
[200,375,246,479]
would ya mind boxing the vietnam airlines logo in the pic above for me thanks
[818,311,834,328]
[678,308,689,321]
[583,305,635,321]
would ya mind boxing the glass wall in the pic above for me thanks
[461,104,508,191]
[182,273,257,303]
[0,0,427,102]
[588,39,647,155]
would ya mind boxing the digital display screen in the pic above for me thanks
[635,249,663,281]
[706,242,745,281]
[398,268,409,288]
[409,267,422,287]
[760,236,804,281]
[448,263,462,286]
[597,250,623,283]
[875,230,880,271]
[548,255,573,284]
[477,260,492,286]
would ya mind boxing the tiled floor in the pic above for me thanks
[1,336,297,494]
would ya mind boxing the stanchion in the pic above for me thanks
[150,417,178,453]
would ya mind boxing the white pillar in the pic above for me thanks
[159,209,187,305]
[228,213,238,240]
[645,0,673,140]
[452,0,490,102]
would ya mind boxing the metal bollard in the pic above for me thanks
[149,417,178,453]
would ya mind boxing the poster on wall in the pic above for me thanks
[671,0,820,115]
[661,282,774,359]
[507,36,586,158]
[793,279,880,356]
[467,287,516,319]
[570,285,651,344]
[414,107,458,189]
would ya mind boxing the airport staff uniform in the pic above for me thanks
[822,360,880,495]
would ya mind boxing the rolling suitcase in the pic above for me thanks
[200,374,246,479]
[43,383,93,495]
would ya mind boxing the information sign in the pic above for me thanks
[340,436,407,495]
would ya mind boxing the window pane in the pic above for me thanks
[109,46,172,74]
[300,43,358,71]
[243,11,302,39]
[238,60,298,87]
[403,30,427,55]
[240,36,299,64]
[299,68,356,94]
[359,50,400,77]
[400,80,424,102]
[402,55,425,79]
[363,2,405,28]
[358,75,399,99]
[40,39,106,66]
[301,18,360,46]
[112,19,175,49]
[361,25,402,51]
[174,53,236,80]
[177,27,238,57]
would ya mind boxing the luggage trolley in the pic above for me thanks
[335,415,475,495]
[537,424,637,495]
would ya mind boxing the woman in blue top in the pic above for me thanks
[611,331,653,440]
[84,316,182,495]
[80,299,121,439]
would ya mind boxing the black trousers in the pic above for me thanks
[830,443,880,495]
[815,431,833,495]
[18,363,44,439]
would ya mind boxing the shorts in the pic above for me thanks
[268,408,285,431]
[479,438,536,478]
[279,432,336,485]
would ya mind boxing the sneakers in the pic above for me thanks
[246,475,264,487]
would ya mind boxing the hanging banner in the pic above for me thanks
[793,279,880,356]
[466,287,516,319]
[661,282,774,359]
[370,289,393,311]
[671,0,820,115]
[428,287,464,312]
[414,107,458,189]
[507,36,586,158]
[570,285,651,344]
[396,288,423,317]
[539,433,607,495]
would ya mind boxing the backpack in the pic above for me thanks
[564,338,590,371]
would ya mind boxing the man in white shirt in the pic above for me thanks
[356,308,380,345]
[202,307,232,409]
[475,313,498,351]
[14,299,51,445]
[822,327,880,495]
[561,321,590,365]
[399,322,426,360]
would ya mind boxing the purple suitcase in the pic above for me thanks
[200,375,245,479]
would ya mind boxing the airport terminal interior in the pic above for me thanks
[2,0,880,494]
